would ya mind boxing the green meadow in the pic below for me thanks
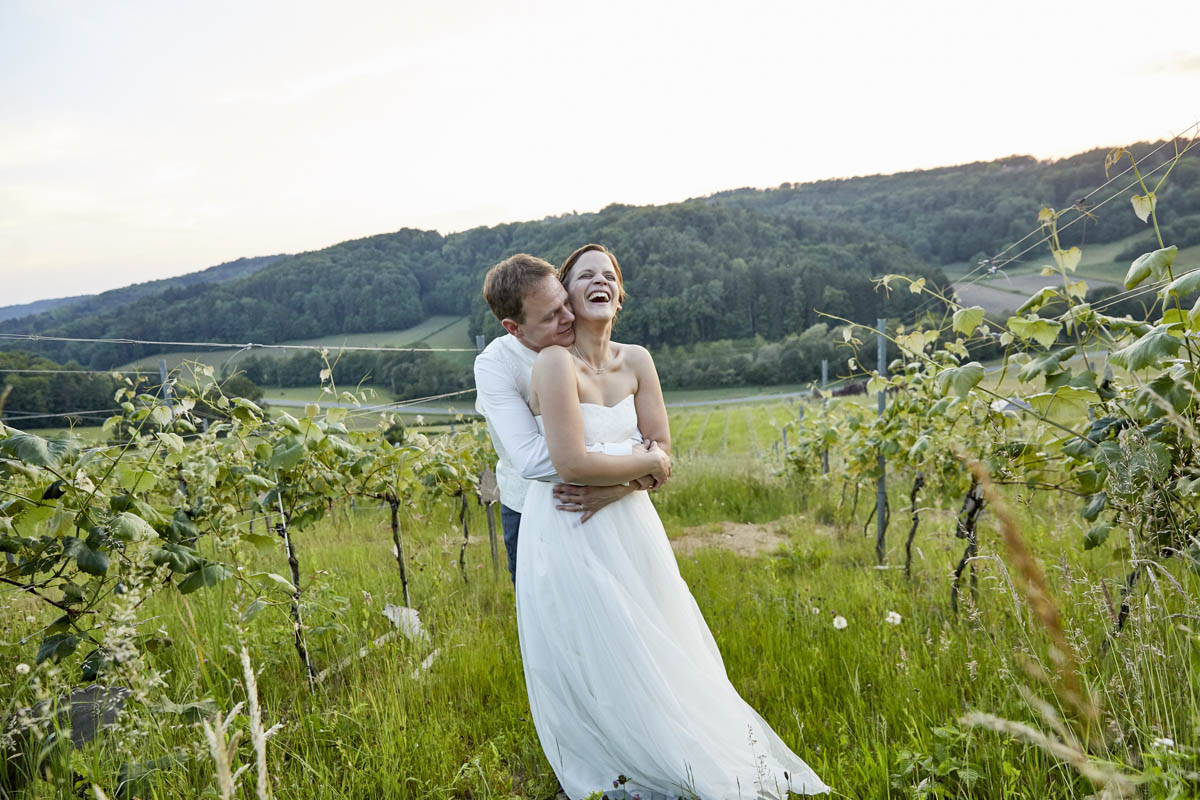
[4,446,1195,799]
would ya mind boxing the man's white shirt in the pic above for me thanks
[474,334,635,513]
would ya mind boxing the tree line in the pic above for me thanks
[3,139,1192,375]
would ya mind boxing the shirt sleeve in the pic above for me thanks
[474,352,559,482]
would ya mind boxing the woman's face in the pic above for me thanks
[564,250,622,323]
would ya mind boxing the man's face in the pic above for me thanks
[507,275,575,351]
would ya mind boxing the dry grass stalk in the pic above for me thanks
[960,714,1137,797]
[202,704,248,800]
[242,646,280,800]
[965,458,1100,732]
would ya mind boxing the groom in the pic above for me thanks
[474,253,652,584]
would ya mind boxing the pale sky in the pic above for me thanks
[2,0,1199,307]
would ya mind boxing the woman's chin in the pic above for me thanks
[573,305,617,324]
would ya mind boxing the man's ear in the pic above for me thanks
[500,318,521,336]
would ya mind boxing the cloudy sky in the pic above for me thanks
[2,0,1199,306]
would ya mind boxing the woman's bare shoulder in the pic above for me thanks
[534,345,572,364]
[615,342,654,366]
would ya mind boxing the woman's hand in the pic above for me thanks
[641,440,671,489]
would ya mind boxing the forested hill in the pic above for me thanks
[1,205,943,369]
[711,141,1200,266]
[0,254,282,325]
[4,138,1194,370]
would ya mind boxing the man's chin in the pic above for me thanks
[554,331,576,347]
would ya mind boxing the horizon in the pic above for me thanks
[3,0,1199,307]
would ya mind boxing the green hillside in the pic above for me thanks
[117,315,473,373]
[5,138,1198,372]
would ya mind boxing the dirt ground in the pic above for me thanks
[670,515,808,558]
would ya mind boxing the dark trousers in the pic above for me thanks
[500,503,521,585]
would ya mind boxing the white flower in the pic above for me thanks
[1152,737,1175,749]
[832,615,848,630]
[15,663,30,675]
[886,611,902,626]
[810,607,820,615]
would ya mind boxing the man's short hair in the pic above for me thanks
[483,254,557,323]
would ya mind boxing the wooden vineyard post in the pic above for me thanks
[478,467,500,579]
[389,498,411,607]
[951,477,987,613]
[275,484,316,691]
[821,358,829,475]
[158,359,173,415]
[458,493,470,581]
[875,318,888,566]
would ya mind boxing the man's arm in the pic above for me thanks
[474,352,558,481]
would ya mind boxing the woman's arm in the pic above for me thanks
[628,345,670,454]
[531,346,669,486]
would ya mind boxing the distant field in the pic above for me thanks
[661,383,811,404]
[667,400,804,460]
[948,231,1200,316]
[117,315,472,374]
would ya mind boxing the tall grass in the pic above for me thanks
[2,459,1197,798]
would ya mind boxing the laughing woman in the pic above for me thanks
[515,243,830,800]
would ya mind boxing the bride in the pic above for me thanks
[517,244,829,799]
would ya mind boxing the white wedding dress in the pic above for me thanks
[516,395,829,799]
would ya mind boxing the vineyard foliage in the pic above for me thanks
[786,139,1200,590]
[0,364,492,683]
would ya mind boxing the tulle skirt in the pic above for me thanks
[515,482,829,799]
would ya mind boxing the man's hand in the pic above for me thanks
[553,483,636,523]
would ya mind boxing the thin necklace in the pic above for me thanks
[572,344,611,374]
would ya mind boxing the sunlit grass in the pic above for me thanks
[2,459,1197,798]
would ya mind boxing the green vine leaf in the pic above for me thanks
[1017,348,1071,383]
[177,563,233,594]
[1017,287,1061,315]
[1162,265,1200,298]
[0,433,76,468]
[1080,492,1106,521]
[1052,247,1082,273]
[1131,192,1157,223]
[110,512,156,542]
[1124,246,1177,289]
[950,303,988,335]
[63,536,110,576]
[935,362,985,399]
[1083,523,1113,550]
[36,632,79,664]
[1027,386,1098,426]
[1109,325,1181,372]
[1007,315,1063,349]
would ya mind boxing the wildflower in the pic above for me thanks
[832,616,848,630]
[15,663,30,675]
[1152,737,1175,749]
[885,611,902,626]
[810,607,820,615]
